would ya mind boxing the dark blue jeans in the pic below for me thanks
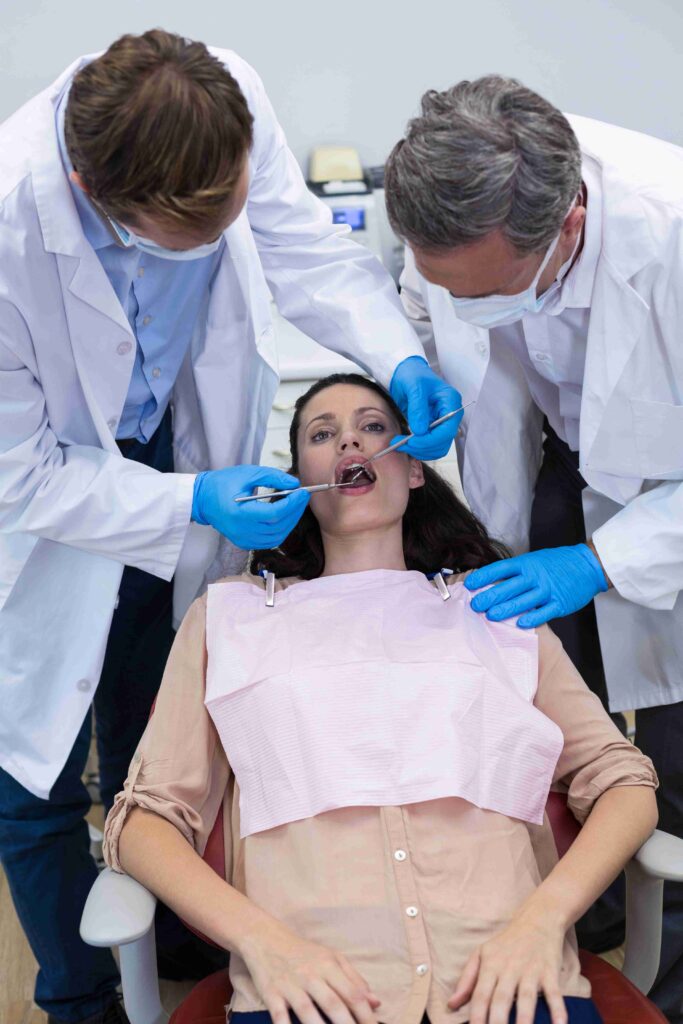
[0,412,177,1022]
[230,999,603,1024]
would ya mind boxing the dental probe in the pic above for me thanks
[234,481,357,503]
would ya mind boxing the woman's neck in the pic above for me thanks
[320,522,407,577]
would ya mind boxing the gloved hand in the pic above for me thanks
[465,544,609,629]
[192,465,310,550]
[389,356,463,460]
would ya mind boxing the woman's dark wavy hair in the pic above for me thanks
[250,374,509,579]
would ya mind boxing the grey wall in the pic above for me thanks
[1,0,681,173]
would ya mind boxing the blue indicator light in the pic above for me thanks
[332,207,366,231]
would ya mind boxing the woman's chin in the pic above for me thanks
[321,501,405,537]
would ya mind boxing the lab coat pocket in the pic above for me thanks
[630,398,683,479]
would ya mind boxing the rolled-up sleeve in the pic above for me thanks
[103,593,231,872]
[534,624,658,824]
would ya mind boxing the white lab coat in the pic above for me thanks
[400,114,683,714]
[0,49,424,798]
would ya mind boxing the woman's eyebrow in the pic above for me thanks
[304,406,390,431]
[304,412,336,430]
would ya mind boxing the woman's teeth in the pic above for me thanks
[339,463,375,486]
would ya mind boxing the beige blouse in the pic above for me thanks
[104,573,657,1024]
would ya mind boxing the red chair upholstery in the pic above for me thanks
[169,968,232,1024]
[170,788,667,1023]
[579,951,666,1023]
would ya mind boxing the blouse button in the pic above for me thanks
[416,964,429,976]
[394,849,407,862]
[406,906,419,918]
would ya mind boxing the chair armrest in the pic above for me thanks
[80,867,158,947]
[80,869,167,1024]
[634,828,683,882]
[622,828,683,994]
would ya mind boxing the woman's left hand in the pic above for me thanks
[447,910,568,1024]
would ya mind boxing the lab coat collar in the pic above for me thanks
[568,114,660,282]
[560,155,602,310]
[54,78,113,252]
[30,54,103,259]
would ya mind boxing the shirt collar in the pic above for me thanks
[55,82,116,252]
[558,154,602,310]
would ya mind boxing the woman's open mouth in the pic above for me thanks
[335,457,377,494]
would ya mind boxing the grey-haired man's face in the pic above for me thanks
[412,204,585,301]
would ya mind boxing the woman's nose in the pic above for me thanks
[339,430,362,451]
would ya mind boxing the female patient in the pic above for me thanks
[104,374,657,1024]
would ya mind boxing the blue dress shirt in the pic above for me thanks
[56,86,224,442]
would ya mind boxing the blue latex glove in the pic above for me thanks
[389,356,463,460]
[192,465,310,550]
[465,544,609,629]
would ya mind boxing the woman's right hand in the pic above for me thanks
[239,920,381,1024]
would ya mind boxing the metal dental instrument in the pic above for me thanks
[234,400,475,504]
[234,481,358,503]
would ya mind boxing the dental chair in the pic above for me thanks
[81,792,682,1024]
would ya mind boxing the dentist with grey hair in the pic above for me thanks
[385,76,683,1023]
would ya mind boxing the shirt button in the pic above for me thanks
[394,849,407,862]
[534,351,549,361]
[142,315,152,326]
[114,595,120,610]
[152,367,161,379]
[406,906,419,918]
[77,678,91,692]
[416,964,429,977]
[476,341,488,356]
[137,267,145,278]
[117,341,132,355]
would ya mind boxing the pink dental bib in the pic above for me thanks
[205,570,563,837]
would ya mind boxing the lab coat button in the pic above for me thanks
[476,342,488,356]
[107,418,117,431]
[77,678,91,692]
[394,849,407,861]
[416,964,429,976]
[406,906,419,918]
[117,341,132,356]
[114,595,120,610]
[534,351,549,361]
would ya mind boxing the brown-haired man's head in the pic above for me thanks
[64,29,254,248]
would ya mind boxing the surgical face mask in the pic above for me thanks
[449,222,580,329]
[100,208,224,261]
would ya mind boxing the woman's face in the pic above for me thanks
[296,383,424,536]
